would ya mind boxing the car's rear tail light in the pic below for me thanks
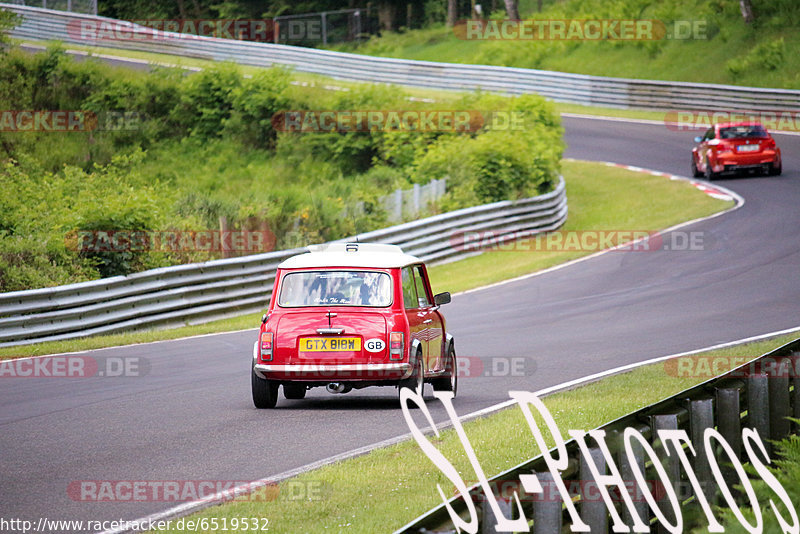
[389,332,404,361]
[260,332,274,361]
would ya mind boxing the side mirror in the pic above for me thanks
[694,136,702,143]
[261,313,268,324]
[433,292,451,306]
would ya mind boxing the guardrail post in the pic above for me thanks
[579,447,607,533]
[793,352,800,432]
[533,472,562,534]
[619,437,648,528]
[480,493,513,534]
[747,373,771,455]
[716,386,742,458]
[652,413,680,534]
[768,356,790,441]
[392,188,402,221]
[412,183,420,217]
[689,397,716,505]
[715,385,743,490]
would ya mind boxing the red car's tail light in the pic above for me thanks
[260,331,274,361]
[389,332,404,361]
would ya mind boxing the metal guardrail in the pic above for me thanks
[0,178,566,347]
[3,4,800,112]
[396,337,800,533]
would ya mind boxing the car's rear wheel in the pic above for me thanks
[704,158,717,181]
[432,344,457,397]
[768,159,782,176]
[283,383,307,400]
[252,364,279,409]
[399,349,424,397]
[691,156,702,178]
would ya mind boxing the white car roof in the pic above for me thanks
[278,243,423,269]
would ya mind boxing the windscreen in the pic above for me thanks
[719,125,767,139]
[278,271,392,307]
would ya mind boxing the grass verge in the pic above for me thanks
[0,160,731,360]
[150,332,799,533]
[0,160,732,360]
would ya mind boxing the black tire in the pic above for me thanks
[769,160,782,176]
[252,364,279,409]
[399,350,424,397]
[432,344,457,397]
[283,383,307,400]
[704,158,717,181]
[691,156,702,178]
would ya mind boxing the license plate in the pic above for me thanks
[300,337,361,352]
[736,144,759,152]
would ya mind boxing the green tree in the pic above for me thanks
[0,8,19,47]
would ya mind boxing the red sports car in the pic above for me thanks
[691,121,782,180]
[251,243,456,408]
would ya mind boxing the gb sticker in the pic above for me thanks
[365,338,386,353]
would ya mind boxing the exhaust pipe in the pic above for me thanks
[326,383,351,394]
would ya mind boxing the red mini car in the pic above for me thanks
[691,121,782,180]
[251,243,456,408]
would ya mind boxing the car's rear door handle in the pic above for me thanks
[317,328,345,334]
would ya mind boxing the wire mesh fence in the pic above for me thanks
[273,8,377,46]
[380,178,448,223]
[4,0,95,15]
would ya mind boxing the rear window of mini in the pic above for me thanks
[278,270,393,307]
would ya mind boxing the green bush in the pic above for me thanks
[703,431,800,533]
[175,63,242,139]
[727,37,785,76]
[413,93,563,208]
[0,49,563,290]
[226,68,292,149]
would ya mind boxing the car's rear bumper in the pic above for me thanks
[713,151,779,172]
[254,362,412,381]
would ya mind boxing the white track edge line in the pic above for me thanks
[2,327,258,362]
